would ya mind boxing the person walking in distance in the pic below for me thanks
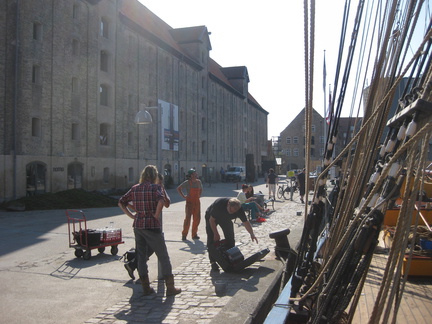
[177,169,203,241]
[118,165,181,296]
[266,168,278,200]
[297,168,306,203]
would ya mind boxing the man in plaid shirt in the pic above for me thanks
[118,165,181,296]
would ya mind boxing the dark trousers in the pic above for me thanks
[205,216,235,263]
[134,228,172,278]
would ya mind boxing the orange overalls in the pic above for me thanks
[182,182,201,238]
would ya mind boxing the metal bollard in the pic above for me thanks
[269,228,291,260]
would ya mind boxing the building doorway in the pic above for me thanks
[68,162,83,189]
[26,162,46,195]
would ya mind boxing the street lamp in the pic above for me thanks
[134,106,153,124]
[135,103,163,172]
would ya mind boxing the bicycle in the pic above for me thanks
[277,179,298,200]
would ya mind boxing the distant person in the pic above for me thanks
[266,168,278,200]
[220,167,225,182]
[118,165,181,296]
[177,169,202,241]
[237,184,264,222]
[297,168,306,203]
[205,198,258,272]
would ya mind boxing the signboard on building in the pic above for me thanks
[159,99,179,151]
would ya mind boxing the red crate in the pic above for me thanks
[101,228,122,243]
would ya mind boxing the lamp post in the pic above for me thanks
[135,103,163,172]
[135,102,164,280]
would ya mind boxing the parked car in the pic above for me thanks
[225,166,246,182]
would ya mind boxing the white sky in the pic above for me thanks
[137,0,428,140]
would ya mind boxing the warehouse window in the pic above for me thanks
[33,22,43,40]
[72,39,79,56]
[103,167,110,183]
[100,50,109,72]
[72,3,79,19]
[71,123,79,140]
[32,118,41,137]
[99,84,109,106]
[100,17,109,38]
[32,65,41,84]
[128,167,134,182]
[71,77,78,93]
[99,123,109,145]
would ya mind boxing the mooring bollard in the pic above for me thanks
[269,228,291,260]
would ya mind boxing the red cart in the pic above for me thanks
[66,209,124,260]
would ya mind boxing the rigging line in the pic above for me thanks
[390,136,432,324]
[306,0,315,207]
[416,17,432,85]
[329,2,384,228]
[296,119,432,304]
[324,74,430,260]
[388,139,430,324]
[326,0,351,144]
[385,0,419,86]
[393,0,421,77]
[333,0,367,129]
[304,0,309,113]
[342,1,378,148]
[312,31,427,209]
[402,30,432,106]
[369,135,430,324]
[346,0,376,121]
[296,1,430,302]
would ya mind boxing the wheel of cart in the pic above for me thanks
[66,209,124,260]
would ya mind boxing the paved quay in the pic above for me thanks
[84,181,307,324]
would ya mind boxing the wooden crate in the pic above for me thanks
[383,204,432,226]
[402,255,432,276]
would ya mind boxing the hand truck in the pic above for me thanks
[66,209,124,260]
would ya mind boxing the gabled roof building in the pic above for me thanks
[278,108,361,175]
[0,0,268,201]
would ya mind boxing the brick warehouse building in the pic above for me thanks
[278,107,362,175]
[0,0,269,201]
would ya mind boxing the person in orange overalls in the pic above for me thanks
[177,169,203,241]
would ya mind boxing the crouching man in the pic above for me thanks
[205,198,258,272]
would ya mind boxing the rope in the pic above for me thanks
[282,2,432,322]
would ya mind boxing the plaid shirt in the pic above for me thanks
[119,181,164,229]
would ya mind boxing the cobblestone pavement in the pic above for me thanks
[85,197,306,323]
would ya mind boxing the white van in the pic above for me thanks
[225,166,246,182]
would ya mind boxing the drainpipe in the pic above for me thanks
[13,0,20,199]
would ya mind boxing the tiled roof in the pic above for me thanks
[119,0,265,112]
[169,26,212,50]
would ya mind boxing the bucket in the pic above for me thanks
[420,239,432,250]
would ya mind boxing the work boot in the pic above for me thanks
[140,275,155,296]
[165,274,181,296]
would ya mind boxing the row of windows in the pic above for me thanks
[31,118,214,156]
[32,62,111,107]
[281,148,325,157]
[285,136,325,144]
[33,4,111,41]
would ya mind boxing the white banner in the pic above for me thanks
[158,99,179,151]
